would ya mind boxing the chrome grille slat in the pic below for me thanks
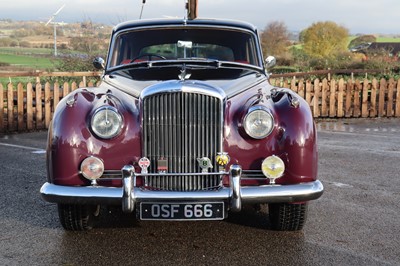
[143,91,222,191]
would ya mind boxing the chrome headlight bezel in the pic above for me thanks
[90,106,123,139]
[243,106,274,139]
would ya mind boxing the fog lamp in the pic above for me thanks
[261,155,284,184]
[80,156,104,180]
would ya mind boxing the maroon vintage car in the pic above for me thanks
[40,15,323,231]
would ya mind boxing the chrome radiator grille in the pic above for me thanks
[142,92,223,191]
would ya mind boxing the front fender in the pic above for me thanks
[224,85,317,184]
[47,86,141,186]
[273,90,318,183]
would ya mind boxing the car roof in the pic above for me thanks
[113,18,258,33]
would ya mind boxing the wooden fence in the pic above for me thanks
[0,71,400,133]
[0,71,101,133]
[270,77,400,118]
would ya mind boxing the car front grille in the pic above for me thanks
[142,91,223,191]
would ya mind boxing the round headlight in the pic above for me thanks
[243,107,274,139]
[91,106,123,139]
[80,156,104,180]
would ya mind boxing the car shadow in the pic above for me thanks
[92,204,271,230]
[225,204,271,230]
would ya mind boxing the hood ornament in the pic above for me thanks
[178,64,191,80]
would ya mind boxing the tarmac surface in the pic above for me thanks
[0,118,399,265]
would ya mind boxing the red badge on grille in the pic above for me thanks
[139,157,150,174]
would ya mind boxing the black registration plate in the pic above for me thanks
[140,202,225,220]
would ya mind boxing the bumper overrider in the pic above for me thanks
[41,165,324,213]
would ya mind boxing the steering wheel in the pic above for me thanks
[130,53,167,63]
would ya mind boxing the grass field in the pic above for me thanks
[376,37,400,42]
[348,36,400,43]
[0,47,54,55]
[0,53,57,69]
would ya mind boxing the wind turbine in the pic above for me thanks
[45,4,66,56]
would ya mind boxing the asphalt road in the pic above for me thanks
[0,118,399,266]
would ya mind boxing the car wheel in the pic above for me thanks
[268,203,308,231]
[58,204,99,231]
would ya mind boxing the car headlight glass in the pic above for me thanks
[243,107,274,139]
[261,155,285,180]
[80,156,104,180]
[91,106,123,139]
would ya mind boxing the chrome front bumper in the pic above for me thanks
[40,165,324,213]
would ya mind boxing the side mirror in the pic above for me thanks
[265,56,276,70]
[93,57,105,70]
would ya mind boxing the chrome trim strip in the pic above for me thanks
[102,170,261,179]
[40,182,122,205]
[136,172,229,177]
[241,181,324,204]
[41,179,324,210]
[140,80,226,100]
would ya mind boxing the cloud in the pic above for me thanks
[1,0,399,34]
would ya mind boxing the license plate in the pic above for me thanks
[140,202,225,220]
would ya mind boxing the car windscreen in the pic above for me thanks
[108,27,261,68]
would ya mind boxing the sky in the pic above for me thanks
[0,0,398,34]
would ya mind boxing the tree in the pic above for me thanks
[302,21,349,59]
[70,36,100,54]
[260,21,290,57]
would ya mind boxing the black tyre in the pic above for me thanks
[58,204,99,231]
[268,203,308,231]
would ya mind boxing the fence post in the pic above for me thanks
[290,77,297,93]
[36,82,43,129]
[337,79,344,118]
[297,79,305,99]
[387,78,394,117]
[370,79,378,118]
[63,82,70,97]
[54,82,60,111]
[71,82,78,91]
[345,79,353,117]
[353,80,361,117]
[396,79,400,117]
[27,83,33,130]
[321,79,328,117]
[329,79,336,117]
[305,80,312,107]
[45,82,51,128]
[17,83,24,131]
[7,83,14,131]
[361,79,370,118]
[313,79,320,118]
[378,79,386,117]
